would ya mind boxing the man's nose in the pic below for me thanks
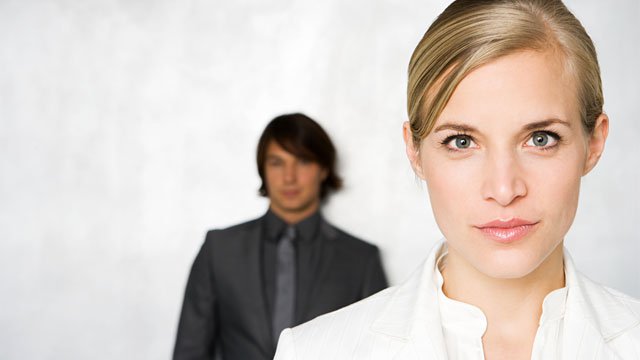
[481,151,527,206]
[283,163,297,183]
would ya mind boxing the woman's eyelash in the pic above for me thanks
[529,130,563,151]
[438,130,563,152]
[440,133,472,146]
[540,130,561,140]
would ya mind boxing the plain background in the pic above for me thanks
[1,0,638,358]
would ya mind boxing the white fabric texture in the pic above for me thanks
[434,245,569,359]
[274,240,640,359]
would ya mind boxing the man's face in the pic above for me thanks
[264,141,327,222]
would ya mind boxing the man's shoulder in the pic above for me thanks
[323,220,379,253]
[203,216,263,244]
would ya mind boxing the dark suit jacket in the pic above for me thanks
[173,213,388,360]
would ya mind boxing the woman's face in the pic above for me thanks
[404,50,608,279]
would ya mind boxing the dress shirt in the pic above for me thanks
[434,245,569,359]
[263,210,322,324]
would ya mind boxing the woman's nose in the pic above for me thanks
[481,151,527,206]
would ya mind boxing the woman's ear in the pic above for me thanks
[583,113,609,175]
[403,121,425,179]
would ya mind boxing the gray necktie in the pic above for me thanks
[272,226,296,345]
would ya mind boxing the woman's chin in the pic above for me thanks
[469,250,550,280]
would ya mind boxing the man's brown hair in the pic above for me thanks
[256,113,342,200]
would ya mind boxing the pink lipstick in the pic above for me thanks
[475,218,538,243]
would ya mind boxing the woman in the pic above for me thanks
[275,0,640,359]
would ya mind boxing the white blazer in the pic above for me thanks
[274,242,640,359]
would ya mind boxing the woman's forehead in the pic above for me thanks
[432,50,580,131]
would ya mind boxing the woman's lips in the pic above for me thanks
[475,218,539,243]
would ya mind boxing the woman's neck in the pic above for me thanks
[440,243,565,359]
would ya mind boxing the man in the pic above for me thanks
[173,113,388,360]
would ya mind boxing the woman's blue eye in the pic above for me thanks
[532,132,549,146]
[441,134,476,151]
[454,136,472,149]
[526,131,559,148]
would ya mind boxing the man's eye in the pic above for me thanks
[443,135,476,150]
[526,131,559,148]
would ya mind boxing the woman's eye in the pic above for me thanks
[526,131,559,148]
[445,135,476,150]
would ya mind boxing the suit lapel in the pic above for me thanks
[297,218,336,321]
[241,217,273,352]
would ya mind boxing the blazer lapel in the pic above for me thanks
[240,217,273,351]
[371,240,449,360]
[561,314,622,359]
[561,250,640,359]
[297,218,336,321]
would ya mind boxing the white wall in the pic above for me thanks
[1,0,638,358]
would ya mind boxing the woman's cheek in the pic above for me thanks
[424,158,479,232]
[528,153,583,232]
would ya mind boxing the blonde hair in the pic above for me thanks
[407,0,603,145]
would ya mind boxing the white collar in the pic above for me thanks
[371,240,639,349]
[434,245,487,339]
[433,243,569,340]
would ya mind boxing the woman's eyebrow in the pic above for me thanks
[433,123,477,133]
[433,119,571,133]
[523,119,572,131]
